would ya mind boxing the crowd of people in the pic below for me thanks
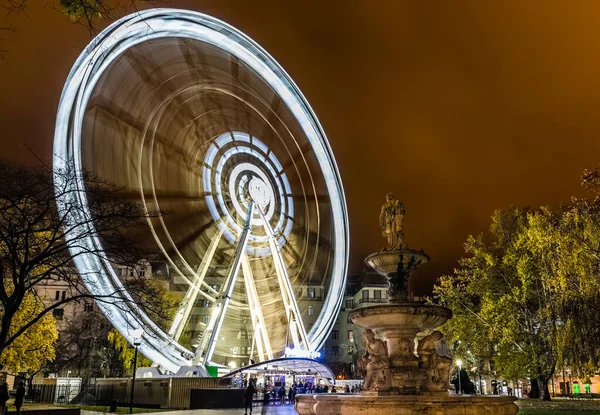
[243,377,362,414]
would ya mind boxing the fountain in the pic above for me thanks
[295,194,518,415]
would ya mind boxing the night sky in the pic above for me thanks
[2,1,600,294]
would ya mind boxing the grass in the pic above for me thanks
[517,398,600,414]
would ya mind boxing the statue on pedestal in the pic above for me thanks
[357,329,390,391]
[417,331,453,391]
[379,193,408,250]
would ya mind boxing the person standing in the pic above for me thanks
[0,383,8,415]
[15,382,25,415]
[244,381,256,415]
[278,386,286,405]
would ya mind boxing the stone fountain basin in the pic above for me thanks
[295,394,519,415]
[365,249,430,276]
[349,303,452,332]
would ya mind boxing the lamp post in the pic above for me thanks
[456,359,463,395]
[129,328,144,414]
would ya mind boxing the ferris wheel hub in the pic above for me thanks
[248,177,271,207]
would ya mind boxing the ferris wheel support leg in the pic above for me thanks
[258,208,311,351]
[241,252,273,361]
[168,229,224,342]
[194,202,255,365]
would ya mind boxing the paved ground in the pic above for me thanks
[81,405,298,415]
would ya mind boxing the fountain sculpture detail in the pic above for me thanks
[295,194,519,414]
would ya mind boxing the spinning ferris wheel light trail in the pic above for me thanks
[53,8,349,373]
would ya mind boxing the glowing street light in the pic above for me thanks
[129,328,144,414]
[456,359,463,395]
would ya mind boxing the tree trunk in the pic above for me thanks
[529,378,540,399]
[538,376,551,401]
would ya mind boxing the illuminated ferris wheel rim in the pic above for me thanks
[53,8,349,373]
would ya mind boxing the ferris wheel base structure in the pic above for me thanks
[53,8,349,374]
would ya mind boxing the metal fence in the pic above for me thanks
[28,377,234,409]
[27,384,119,406]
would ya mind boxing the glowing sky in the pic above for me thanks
[2,1,600,294]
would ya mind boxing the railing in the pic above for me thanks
[26,379,230,409]
[27,384,116,406]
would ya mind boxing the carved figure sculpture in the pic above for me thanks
[379,193,408,250]
[417,331,453,389]
[358,329,390,391]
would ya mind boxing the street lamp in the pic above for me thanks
[456,359,463,395]
[129,328,144,414]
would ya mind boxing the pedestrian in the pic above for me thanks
[262,387,270,407]
[345,384,350,393]
[278,385,286,405]
[15,381,25,415]
[244,381,256,415]
[0,383,8,415]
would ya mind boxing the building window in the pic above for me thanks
[202,315,210,324]
[348,330,354,341]
[345,299,354,309]
[332,330,339,340]
[55,291,60,301]
[308,288,315,298]
[138,269,145,278]
[362,290,369,301]
[308,305,314,316]
[61,291,66,301]
[347,345,354,355]
[201,299,210,308]
[374,290,382,300]
[129,269,135,277]
[84,303,93,312]
[347,315,353,324]
[53,308,64,320]
[332,346,339,356]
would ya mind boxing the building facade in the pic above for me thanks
[321,271,389,378]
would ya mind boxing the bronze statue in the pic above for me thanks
[379,193,408,250]
[358,329,390,391]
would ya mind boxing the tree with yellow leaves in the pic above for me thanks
[0,293,57,374]
[435,168,600,401]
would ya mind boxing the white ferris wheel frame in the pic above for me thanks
[53,8,349,373]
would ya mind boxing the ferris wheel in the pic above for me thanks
[53,9,349,373]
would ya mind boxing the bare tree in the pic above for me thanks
[0,159,161,367]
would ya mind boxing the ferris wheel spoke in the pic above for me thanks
[241,251,273,362]
[88,96,204,179]
[193,201,255,365]
[117,188,210,203]
[168,229,223,342]
[259,94,282,141]
[280,141,312,171]
[124,51,196,123]
[257,206,310,351]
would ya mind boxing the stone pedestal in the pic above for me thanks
[295,394,519,415]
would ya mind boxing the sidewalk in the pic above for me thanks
[82,405,297,415]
